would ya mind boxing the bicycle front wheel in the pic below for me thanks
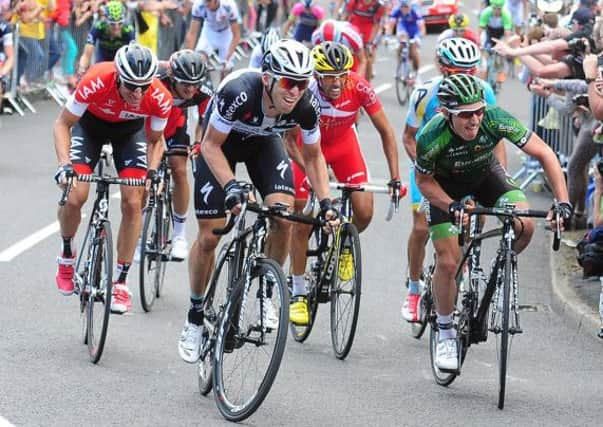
[330,222,362,360]
[156,191,172,298]
[429,324,458,386]
[87,221,113,364]
[213,258,289,422]
[496,251,512,410]
[410,265,433,339]
[395,60,411,106]
[139,204,161,311]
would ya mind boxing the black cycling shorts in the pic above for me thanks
[166,123,191,156]
[193,132,295,219]
[70,111,147,178]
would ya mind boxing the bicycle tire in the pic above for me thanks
[87,221,113,364]
[213,258,289,422]
[155,189,172,298]
[78,222,94,345]
[139,205,158,311]
[429,324,457,386]
[198,245,234,396]
[395,59,410,106]
[289,227,322,343]
[330,222,362,360]
[497,251,512,410]
[410,265,433,339]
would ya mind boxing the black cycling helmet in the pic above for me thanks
[115,43,158,86]
[169,49,206,85]
[437,74,484,109]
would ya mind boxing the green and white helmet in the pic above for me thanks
[437,74,484,109]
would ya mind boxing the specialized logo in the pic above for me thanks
[77,76,104,101]
[276,160,289,180]
[200,181,214,205]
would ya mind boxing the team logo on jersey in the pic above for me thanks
[200,182,214,205]
[77,76,104,101]
[223,91,248,121]
[151,87,172,115]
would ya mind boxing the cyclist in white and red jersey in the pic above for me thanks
[311,19,367,77]
[286,42,400,325]
[53,44,173,314]
[342,0,386,81]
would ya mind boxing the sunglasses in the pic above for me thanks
[317,71,349,81]
[275,76,310,91]
[121,80,151,92]
[443,66,477,76]
[448,106,486,119]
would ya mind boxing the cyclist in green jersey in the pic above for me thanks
[415,74,572,371]
[477,0,513,49]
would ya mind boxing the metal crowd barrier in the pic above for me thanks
[512,94,575,191]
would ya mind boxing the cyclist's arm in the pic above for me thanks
[494,140,507,168]
[520,133,569,203]
[283,127,305,171]
[54,109,80,166]
[368,109,399,179]
[200,124,236,187]
[184,19,201,50]
[415,170,454,212]
[78,43,94,75]
[356,48,367,78]
[147,130,165,171]
[402,124,418,161]
[301,139,330,201]
[225,20,241,64]
[418,18,426,37]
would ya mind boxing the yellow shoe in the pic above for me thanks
[338,248,354,282]
[289,296,309,326]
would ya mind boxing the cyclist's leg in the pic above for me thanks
[409,36,420,72]
[406,166,429,292]
[290,160,312,297]
[167,129,192,257]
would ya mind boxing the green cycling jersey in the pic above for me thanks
[415,106,531,183]
[479,6,513,31]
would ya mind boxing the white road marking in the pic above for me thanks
[0,189,120,262]
[374,83,392,94]
[0,415,16,426]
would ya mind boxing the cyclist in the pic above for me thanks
[437,13,479,46]
[184,0,241,79]
[341,0,386,81]
[401,38,500,323]
[0,17,14,114]
[77,1,135,76]
[386,0,425,79]
[286,42,400,325]
[282,0,325,45]
[178,39,339,363]
[311,19,367,78]
[248,27,280,69]
[54,44,173,314]
[478,0,513,50]
[415,73,571,371]
[154,50,213,260]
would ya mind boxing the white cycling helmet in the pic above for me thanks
[262,39,314,79]
[436,38,481,69]
[261,27,281,55]
[115,43,158,86]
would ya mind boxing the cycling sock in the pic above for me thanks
[291,275,306,297]
[61,236,75,258]
[173,212,187,237]
[436,312,456,341]
[188,296,204,325]
[408,280,421,294]
[115,260,130,283]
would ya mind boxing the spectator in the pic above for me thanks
[137,0,178,55]
[49,0,77,88]
[0,16,14,113]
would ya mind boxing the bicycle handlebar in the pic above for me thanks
[58,174,146,206]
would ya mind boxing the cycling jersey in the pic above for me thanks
[415,106,530,183]
[191,0,240,32]
[389,6,423,39]
[66,62,173,132]
[208,69,320,144]
[289,2,325,43]
[437,28,479,46]
[479,6,512,42]
[86,21,135,62]
[311,20,363,71]
[345,0,385,44]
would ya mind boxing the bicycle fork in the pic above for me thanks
[489,252,522,335]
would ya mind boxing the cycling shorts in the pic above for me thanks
[292,126,369,199]
[355,23,376,45]
[196,26,233,62]
[166,124,190,156]
[70,112,147,179]
[193,133,295,219]
[397,26,421,42]
[426,161,527,240]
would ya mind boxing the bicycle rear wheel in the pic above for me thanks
[198,245,235,397]
[429,324,458,386]
[496,251,512,409]
[213,258,289,422]
[330,222,361,360]
[87,221,113,364]
[139,204,161,311]
[395,59,411,106]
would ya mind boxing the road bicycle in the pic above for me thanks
[196,184,320,421]
[138,153,182,312]
[485,47,506,94]
[290,181,404,359]
[59,168,145,363]
[386,37,417,106]
[427,202,561,409]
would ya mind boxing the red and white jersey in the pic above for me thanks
[312,20,363,53]
[345,0,385,27]
[65,62,173,132]
[309,71,381,141]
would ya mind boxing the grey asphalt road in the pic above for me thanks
[1,7,602,427]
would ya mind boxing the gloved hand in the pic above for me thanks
[54,164,77,186]
[448,200,464,223]
[224,179,245,211]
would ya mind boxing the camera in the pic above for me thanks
[568,37,588,55]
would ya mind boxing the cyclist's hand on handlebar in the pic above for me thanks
[224,179,245,216]
[546,201,573,231]
[54,164,77,189]
[189,141,201,158]
[448,199,474,227]
[145,168,162,193]
[319,198,340,233]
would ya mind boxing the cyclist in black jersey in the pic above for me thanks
[178,39,339,363]
[415,74,571,372]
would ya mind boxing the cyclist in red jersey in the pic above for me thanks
[53,44,173,314]
[285,42,400,324]
[342,0,385,81]
[146,50,213,261]
[311,19,367,78]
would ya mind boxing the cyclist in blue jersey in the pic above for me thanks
[386,0,425,76]
[400,38,504,323]
[77,1,135,76]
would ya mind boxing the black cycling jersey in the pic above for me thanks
[207,69,321,143]
[0,19,13,61]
